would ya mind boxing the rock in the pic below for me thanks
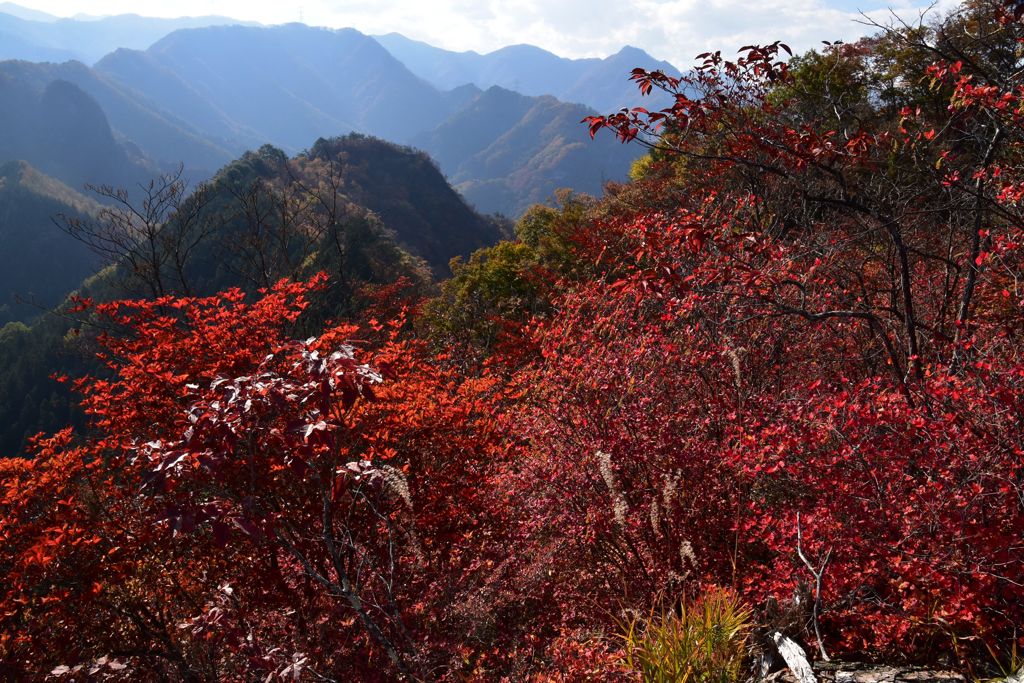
[836,669,963,683]
[813,662,964,683]
[765,634,967,683]
[772,632,817,683]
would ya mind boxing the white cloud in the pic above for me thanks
[23,0,963,67]
[293,0,962,66]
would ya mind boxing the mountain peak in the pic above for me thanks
[614,45,650,58]
[491,43,557,57]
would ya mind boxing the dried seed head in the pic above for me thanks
[596,450,629,527]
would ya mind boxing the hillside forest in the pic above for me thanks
[2,0,1024,681]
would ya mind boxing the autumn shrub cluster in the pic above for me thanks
[4,0,1024,680]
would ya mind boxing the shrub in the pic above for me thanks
[618,588,751,683]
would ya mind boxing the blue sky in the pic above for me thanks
[13,0,960,66]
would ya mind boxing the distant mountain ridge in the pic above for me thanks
[0,1,679,116]
[0,15,650,215]
[0,59,237,179]
[0,2,55,21]
[89,23,644,215]
[373,33,681,113]
[96,24,451,151]
[0,3,258,64]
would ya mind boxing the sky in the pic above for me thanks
[13,0,961,67]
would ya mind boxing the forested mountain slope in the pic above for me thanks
[0,134,504,456]
[415,86,639,216]
[0,161,101,325]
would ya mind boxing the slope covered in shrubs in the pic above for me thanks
[3,1,1024,679]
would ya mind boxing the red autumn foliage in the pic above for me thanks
[4,2,1024,679]
[1,277,514,680]
[504,202,1024,666]
[538,0,1024,666]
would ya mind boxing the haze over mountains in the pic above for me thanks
[0,4,258,63]
[0,2,680,112]
[0,59,213,187]
[0,0,679,362]
[0,3,677,216]
[374,33,679,113]
[95,25,455,153]
[0,0,686,358]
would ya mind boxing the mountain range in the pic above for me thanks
[94,24,453,153]
[0,4,258,64]
[0,3,679,114]
[374,33,680,113]
[0,4,675,457]
[1,20,652,215]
